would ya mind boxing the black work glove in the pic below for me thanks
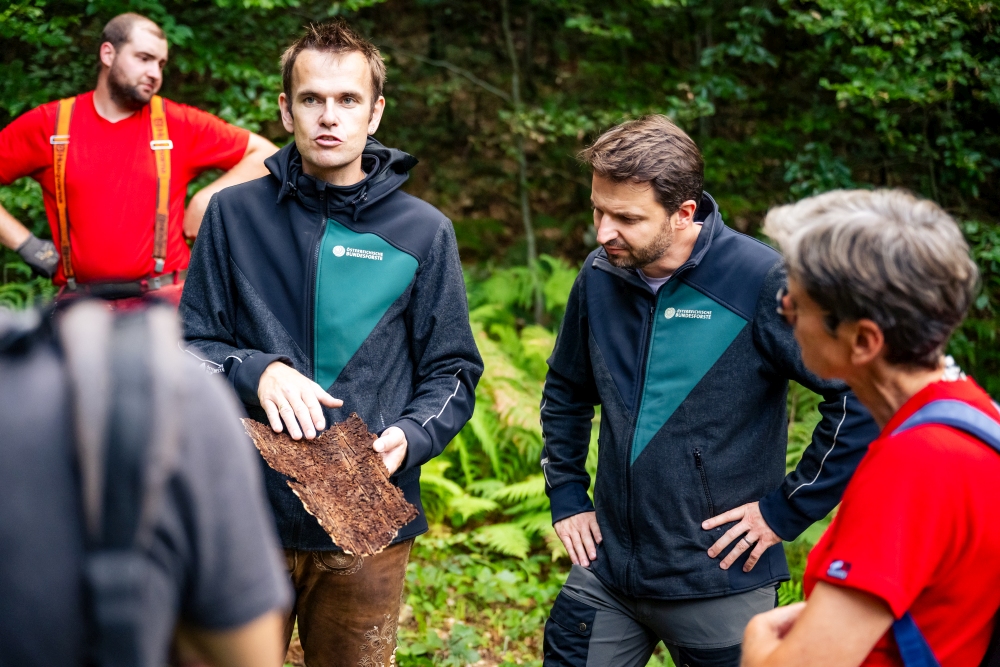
[16,234,59,279]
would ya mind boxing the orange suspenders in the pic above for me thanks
[149,96,172,275]
[51,98,75,288]
[50,95,172,288]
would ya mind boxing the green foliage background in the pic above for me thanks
[3,1,999,665]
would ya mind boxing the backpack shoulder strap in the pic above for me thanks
[51,96,76,289]
[59,301,113,539]
[891,398,1000,455]
[890,397,1000,667]
[893,612,942,667]
[58,302,184,666]
[149,95,171,276]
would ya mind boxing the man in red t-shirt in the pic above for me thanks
[0,12,276,299]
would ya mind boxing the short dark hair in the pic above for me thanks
[765,189,979,369]
[580,115,704,214]
[100,13,165,51]
[281,20,386,112]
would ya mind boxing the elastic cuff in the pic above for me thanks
[15,234,36,253]
[229,353,292,407]
[548,483,594,525]
[394,418,433,472]
[758,489,815,542]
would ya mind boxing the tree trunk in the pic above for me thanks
[501,0,544,324]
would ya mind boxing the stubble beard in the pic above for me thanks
[107,59,153,111]
[603,220,674,270]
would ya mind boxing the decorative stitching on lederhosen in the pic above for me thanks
[358,614,398,667]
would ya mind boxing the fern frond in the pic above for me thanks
[466,478,505,498]
[514,510,555,537]
[491,474,546,503]
[539,254,578,316]
[778,580,804,606]
[466,409,502,477]
[448,495,501,523]
[519,325,557,379]
[419,458,465,499]
[472,522,531,559]
[503,494,551,516]
[544,529,569,562]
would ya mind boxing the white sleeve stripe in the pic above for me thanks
[184,347,223,369]
[421,379,462,427]
[787,395,847,499]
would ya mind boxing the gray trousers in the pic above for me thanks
[543,565,776,667]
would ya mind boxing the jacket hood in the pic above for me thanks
[592,191,724,290]
[266,137,419,218]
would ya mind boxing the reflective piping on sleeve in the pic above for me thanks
[184,347,223,369]
[787,395,847,499]
[421,378,462,427]
[540,456,552,486]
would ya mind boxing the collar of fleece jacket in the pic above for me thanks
[268,137,419,219]
[257,140,440,390]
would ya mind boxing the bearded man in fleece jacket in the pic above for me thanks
[540,116,879,667]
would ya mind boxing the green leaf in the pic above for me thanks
[472,523,532,559]
[448,494,501,523]
[491,475,547,503]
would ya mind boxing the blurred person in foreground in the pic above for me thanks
[742,189,1000,667]
[180,20,482,667]
[539,115,878,667]
[0,300,290,666]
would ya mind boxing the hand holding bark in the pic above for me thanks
[258,361,342,440]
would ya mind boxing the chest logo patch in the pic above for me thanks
[332,245,383,261]
[664,307,712,320]
[827,560,851,580]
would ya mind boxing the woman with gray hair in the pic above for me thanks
[741,189,1000,667]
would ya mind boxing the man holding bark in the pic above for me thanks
[180,20,482,667]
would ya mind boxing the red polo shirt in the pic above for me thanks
[0,91,249,284]
[804,377,1000,667]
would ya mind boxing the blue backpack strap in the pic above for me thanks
[894,612,942,667]
[891,399,1000,454]
[889,398,1000,667]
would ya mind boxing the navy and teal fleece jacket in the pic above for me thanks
[541,193,879,600]
[180,139,484,551]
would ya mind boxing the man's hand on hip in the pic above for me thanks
[372,426,408,476]
[703,501,782,572]
[258,361,342,440]
[554,511,603,567]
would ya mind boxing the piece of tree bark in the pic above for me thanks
[242,413,418,556]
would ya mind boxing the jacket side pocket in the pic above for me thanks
[693,448,716,517]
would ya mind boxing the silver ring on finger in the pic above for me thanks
[742,535,754,547]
